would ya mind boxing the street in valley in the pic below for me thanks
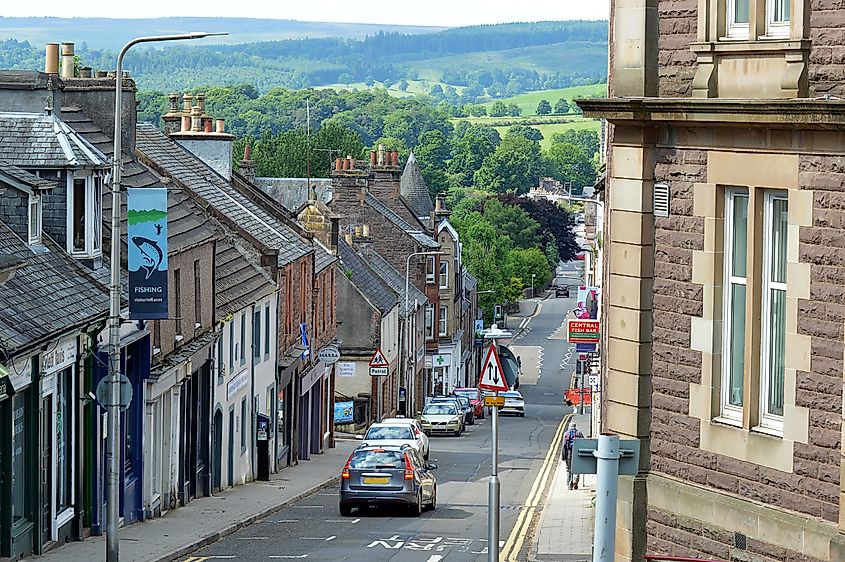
[181,265,580,562]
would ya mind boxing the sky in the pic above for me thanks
[2,1,609,26]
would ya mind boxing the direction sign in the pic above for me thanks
[369,348,389,367]
[484,396,505,407]
[478,344,509,392]
[369,366,389,377]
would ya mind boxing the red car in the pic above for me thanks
[453,388,485,419]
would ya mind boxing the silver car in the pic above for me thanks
[339,445,438,516]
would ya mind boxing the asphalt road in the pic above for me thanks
[183,267,579,562]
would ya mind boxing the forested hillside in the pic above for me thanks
[0,20,607,94]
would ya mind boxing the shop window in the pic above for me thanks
[56,368,72,513]
[11,392,27,524]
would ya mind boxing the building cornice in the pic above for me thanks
[578,97,845,129]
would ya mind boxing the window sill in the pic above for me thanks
[751,423,784,439]
[712,415,743,429]
[691,38,810,54]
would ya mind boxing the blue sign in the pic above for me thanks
[575,343,597,353]
[334,401,354,424]
[127,188,168,319]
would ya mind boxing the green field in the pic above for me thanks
[458,115,601,149]
[316,79,464,98]
[483,84,608,116]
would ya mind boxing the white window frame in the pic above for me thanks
[764,0,790,38]
[439,261,449,289]
[726,0,750,39]
[67,172,104,258]
[424,304,435,340]
[439,305,448,337]
[720,189,748,424]
[28,193,42,244]
[425,256,436,284]
[758,191,788,433]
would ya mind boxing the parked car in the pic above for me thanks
[382,417,430,459]
[431,395,474,425]
[339,444,437,516]
[453,387,484,419]
[500,390,526,417]
[416,402,464,436]
[356,422,425,453]
[554,285,570,298]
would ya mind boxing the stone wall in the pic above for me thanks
[657,0,697,97]
[808,3,845,97]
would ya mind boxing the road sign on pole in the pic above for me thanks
[479,344,509,392]
[369,348,389,422]
[369,348,389,367]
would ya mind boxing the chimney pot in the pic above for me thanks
[181,115,191,132]
[196,93,206,113]
[334,158,342,172]
[355,225,363,237]
[168,93,181,112]
[190,106,202,132]
[203,119,213,133]
[215,119,225,134]
[182,93,193,113]
[60,42,75,79]
[95,70,108,78]
[378,144,385,166]
[342,158,350,171]
[80,66,92,78]
[346,156,354,170]
[344,233,354,245]
[244,145,252,161]
[391,150,399,166]
[45,43,59,75]
[362,224,370,237]
[370,150,377,166]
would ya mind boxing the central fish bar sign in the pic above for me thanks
[567,319,600,344]
[128,188,169,319]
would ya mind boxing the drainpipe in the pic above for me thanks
[250,303,257,481]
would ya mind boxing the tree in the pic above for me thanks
[430,84,444,96]
[551,129,599,158]
[505,248,552,291]
[448,123,501,187]
[506,125,544,142]
[536,99,552,115]
[554,98,570,114]
[489,101,508,117]
[473,134,547,195]
[498,193,580,262]
[399,79,409,91]
[546,141,596,191]
[507,103,522,116]
[467,104,488,117]
[482,199,541,249]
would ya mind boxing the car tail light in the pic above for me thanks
[341,454,353,479]
[403,453,414,480]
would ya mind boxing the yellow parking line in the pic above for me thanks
[182,558,209,562]
[500,414,570,561]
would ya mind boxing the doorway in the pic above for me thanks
[212,410,222,493]
[40,396,52,547]
[227,409,234,488]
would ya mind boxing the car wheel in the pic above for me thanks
[339,503,353,517]
[427,486,437,511]
[453,429,461,437]
[424,448,429,460]
[409,492,422,517]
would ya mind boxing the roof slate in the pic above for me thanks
[0,221,109,355]
[254,178,333,212]
[136,123,312,267]
[400,152,434,219]
[215,238,275,318]
[338,238,398,314]
[0,111,107,169]
[361,247,428,318]
[0,160,57,192]
[364,192,438,249]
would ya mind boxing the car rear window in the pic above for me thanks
[365,426,414,440]
[423,404,457,415]
[454,390,477,399]
[349,450,405,469]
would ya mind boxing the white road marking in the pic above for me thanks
[293,505,322,508]
[237,536,268,540]
[426,556,444,562]
[274,519,299,523]
[268,556,308,559]
[324,518,360,523]
[326,536,337,542]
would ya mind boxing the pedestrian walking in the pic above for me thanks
[561,421,584,490]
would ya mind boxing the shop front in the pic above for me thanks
[297,360,325,461]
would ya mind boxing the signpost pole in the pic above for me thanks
[593,434,621,562]
[376,378,381,423]
[488,389,499,562]
[579,360,585,415]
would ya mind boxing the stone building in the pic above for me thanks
[580,0,845,560]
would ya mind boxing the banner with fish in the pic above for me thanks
[127,188,169,319]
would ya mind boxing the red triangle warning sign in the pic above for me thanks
[369,348,389,367]
[478,344,509,392]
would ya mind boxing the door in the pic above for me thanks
[40,396,52,547]
[227,409,234,488]
[212,410,222,492]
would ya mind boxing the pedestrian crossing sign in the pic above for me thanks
[369,348,389,367]
[478,344,509,392]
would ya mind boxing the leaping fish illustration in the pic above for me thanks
[132,236,164,280]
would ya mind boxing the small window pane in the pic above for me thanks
[773,0,789,22]
[734,0,749,23]
[93,177,102,251]
[770,198,788,283]
[731,195,748,277]
[767,289,786,416]
[73,178,86,251]
[728,283,746,407]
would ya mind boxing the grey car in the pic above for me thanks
[431,395,474,425]
[339,445,438,517]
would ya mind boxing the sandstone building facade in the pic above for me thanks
[581,0,845,560]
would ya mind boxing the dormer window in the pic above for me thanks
[28,194,42,244]
[67,173,103,257]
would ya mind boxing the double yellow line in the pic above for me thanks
[499,413,570,561]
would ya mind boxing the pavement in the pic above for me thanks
[34,440,358,562]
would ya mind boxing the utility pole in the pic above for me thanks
[106,31,225,562]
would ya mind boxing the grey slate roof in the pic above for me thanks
[400,152,434,219]
[215,238,275,318]
[314,239,337,274]
[0,111,107,169]
[361,248,428,318]
[0,221,109,356]
[136,123,312,267]
[364,192,438,249]
[463,269,478,291]
[0,160,57,193]
[254,178,333,213]
[338,238,398,314]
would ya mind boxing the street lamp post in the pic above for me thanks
[106,31,225,562]
[403,251,444,415]
[531,273,536,298]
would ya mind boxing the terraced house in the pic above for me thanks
[581,0,845,560]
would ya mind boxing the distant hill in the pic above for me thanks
[0,20,608,96]
[0,17,446,50]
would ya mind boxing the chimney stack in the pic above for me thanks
[45,43,59,74]
[162,93,183,134]
[80,66,92,78]
[240,144,256,184]
[60,43,75,79]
